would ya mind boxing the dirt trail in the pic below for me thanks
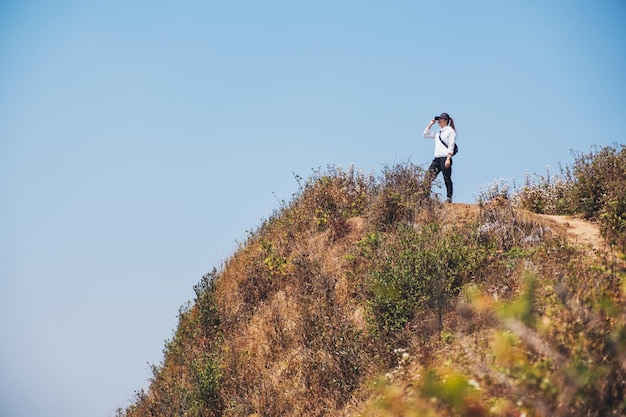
[536,214,606,252]
[444,203,607,252]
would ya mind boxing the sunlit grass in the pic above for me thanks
[119,152,626,417]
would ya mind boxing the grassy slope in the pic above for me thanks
[120,161,626,417]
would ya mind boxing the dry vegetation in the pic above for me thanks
[119,145,626,417]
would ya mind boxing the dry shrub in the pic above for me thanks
[514,165,575,215]
[369,162,435,229]
[288,165,374,240]
[478,198,553,251]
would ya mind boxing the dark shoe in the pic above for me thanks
[445,198,452,203]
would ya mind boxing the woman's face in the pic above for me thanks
[437,118,448,128]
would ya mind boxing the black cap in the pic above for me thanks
[434,113,450,121]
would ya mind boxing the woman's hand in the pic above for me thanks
[445,156,451,168]
[427,119,436,129]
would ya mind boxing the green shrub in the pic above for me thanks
[123,271,223,417]
[363,222,484,336]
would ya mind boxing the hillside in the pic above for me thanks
[118,151,626,417]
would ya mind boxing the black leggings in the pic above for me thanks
[426,157,453,199]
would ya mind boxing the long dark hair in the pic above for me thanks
[441,112,456,132]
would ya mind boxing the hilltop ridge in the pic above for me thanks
[119,150,626,417]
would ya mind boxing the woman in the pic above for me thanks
[423,112,457,203]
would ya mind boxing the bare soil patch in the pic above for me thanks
[444,203,607,252]
[537,214,606,252]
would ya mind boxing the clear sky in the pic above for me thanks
[1,1,624,416]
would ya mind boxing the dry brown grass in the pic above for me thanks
[121,162,626,417]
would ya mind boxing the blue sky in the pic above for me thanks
[1,1,624,416]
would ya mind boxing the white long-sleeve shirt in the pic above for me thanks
[423,125,456,158]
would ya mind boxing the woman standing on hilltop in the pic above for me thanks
[423,112,457,203]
